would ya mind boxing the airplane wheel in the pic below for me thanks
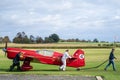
[76,68,80,71]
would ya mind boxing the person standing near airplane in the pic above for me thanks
[9,52,23,71]
[104,48,117,71]
[60,49,72,71]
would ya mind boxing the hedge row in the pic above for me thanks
[0,46,113,49]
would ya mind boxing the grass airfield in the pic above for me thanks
[0,45,120,80]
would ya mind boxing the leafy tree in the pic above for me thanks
[44,37,53,43]
[0,37,3,43]
[44,34,60,43]
[36,36,43,43]
[49,33,60,43]
[3,36,11,42]
[22,35,30,43]
[75,38,80,42]
[16,32,22,39]
[13,37,21,43]
[30,35,35,43]
[13,32,30,43]
[13,32,23,43]
[93,38,99,43]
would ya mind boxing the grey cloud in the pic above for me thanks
[0,0,120,42]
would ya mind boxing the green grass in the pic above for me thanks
[1,42,117,49]
[0,48,120,80]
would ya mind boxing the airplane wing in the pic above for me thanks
[21,55,41,71]
[21,54,40,63]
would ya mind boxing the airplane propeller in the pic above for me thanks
[2,42,8,56]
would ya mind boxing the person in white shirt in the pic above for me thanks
[60,49,71,71]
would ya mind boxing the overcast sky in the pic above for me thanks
[0,0,120,42]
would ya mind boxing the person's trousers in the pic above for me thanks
[105,60,116,71]
[9,63,21,71]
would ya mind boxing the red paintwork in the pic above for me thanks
[6,48,85,71]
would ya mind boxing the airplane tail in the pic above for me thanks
[73,49,84,58]
[73,49,85,67]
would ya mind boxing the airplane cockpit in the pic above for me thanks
[36,50,54,57]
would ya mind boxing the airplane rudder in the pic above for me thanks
[73,49,85,66]
[73,49,84,57]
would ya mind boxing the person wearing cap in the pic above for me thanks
[59,49,72,71]
[104,48,117,71]
[9,52,23,71]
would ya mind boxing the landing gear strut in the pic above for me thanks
[76,68,80,71]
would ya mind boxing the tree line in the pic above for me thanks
[0,31,101,43]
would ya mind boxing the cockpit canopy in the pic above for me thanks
[36,50,54,57]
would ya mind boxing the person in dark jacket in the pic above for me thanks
[9,52,23,71]
[104,48,117,71]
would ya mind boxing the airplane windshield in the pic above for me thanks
[36,50,54,57]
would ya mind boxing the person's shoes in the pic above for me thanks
[62,68,65,71]
[17,67,21,71]
[59,67,62,71]
[59,67,65,71]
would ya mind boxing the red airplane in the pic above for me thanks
[2,43,85,71]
